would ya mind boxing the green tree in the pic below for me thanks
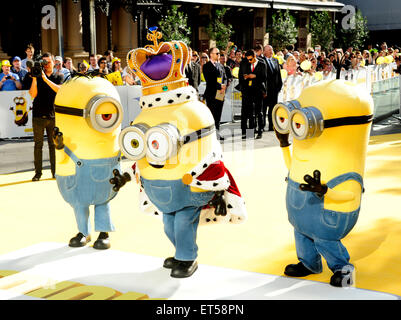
[338,9,369,49]
[158,5,191,44]
[310,11,336,52]
[267,9,298,50]
[206,8,233,49]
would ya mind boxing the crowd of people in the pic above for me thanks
[2,41,401,145]
[185,41,401,140]
[0,44,140,92]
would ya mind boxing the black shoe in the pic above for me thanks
[242,134,247,140]
[32,173,42,181]
[163,257,180,269]
[170,260,198,278]
[330,270,353,287]
[284,262,315,277]
[219,136,225,141]
[69,232,91,247]
[93,232,110,250]
[256,133,263,139]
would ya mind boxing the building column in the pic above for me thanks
[64,0,88,62]
[254,8,266,47]
[114,7,136,67]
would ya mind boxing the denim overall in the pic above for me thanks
[141,177,215,261]
[286,172,363,273]
[56,146,121,236]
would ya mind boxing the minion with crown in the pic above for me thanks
[53,75,123,250]
[273,80,374,287]
[110,27,247,278]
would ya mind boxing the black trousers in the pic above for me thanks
[32,117,56,175]
[205,96,224,131]
[242,91,264,135]
[263,94,279,130]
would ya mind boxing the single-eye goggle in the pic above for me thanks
[119,123,216,164]
[272,100,373,140]
[54,95,123,133]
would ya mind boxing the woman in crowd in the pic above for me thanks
[284,54,298,76]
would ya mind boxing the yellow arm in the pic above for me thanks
[281,146,292,170]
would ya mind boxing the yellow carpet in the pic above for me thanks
[1,133,401,297]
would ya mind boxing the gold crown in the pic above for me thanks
[127,27,190,96]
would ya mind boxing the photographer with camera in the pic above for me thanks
[28,52,64,181]
[0,60,22,91]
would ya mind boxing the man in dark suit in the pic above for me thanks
[261,45,283,131]
[185,47,201,92]
[241,49,267,140]
[203,47,228,140]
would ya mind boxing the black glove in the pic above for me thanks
[53,127,64,150]
[109,169,131,192]
[299,170,328,197]
[208,191,227,216]
[274,128,290,148]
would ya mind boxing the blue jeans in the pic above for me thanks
[286,172,363,273]
[56,146,121,236]
[141,177,215,261]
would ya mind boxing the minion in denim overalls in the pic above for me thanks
[273,80,374,287]
[110,29,247,278]
[52,76,123,250]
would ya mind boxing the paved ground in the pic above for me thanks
[1,114,400,175]
[0,113,400,176]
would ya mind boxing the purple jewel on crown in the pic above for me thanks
[140,53,172,81]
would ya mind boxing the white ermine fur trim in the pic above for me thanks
[185,136,230,191]
[139,85,198,109]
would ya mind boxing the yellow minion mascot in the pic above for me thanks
[53,76,123,250]
[273,80,373,287]
[110,27,247,278]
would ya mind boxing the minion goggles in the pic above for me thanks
[272,100,373,140]
[54,95,123,133]
[119,123,215,164]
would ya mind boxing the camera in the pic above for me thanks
[26,57,48,77]
[5,75,11,80]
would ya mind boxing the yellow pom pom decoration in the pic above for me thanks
[300,60,312,71]
[280,69,288,80]
[314,71,323,81]
[232,67,239,78]
[384,55,394,64]
[376,56,385,65]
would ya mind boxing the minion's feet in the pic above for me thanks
[69,232,91,247]
[284,262,316,277]
[170,260,198,278]
[93,232,110,250]
[330,270,353,287]
[163,257,180,269]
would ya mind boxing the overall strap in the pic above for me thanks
[63,146,82,166]
[326,172,363,189]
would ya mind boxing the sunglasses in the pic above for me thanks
[247,58,253,62]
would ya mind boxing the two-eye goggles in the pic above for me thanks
[272,100,373,140]
[54,95,123,133]
[119,123,215,164]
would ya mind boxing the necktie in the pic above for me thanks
[252,64,255,72]
[268,58,274,70]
